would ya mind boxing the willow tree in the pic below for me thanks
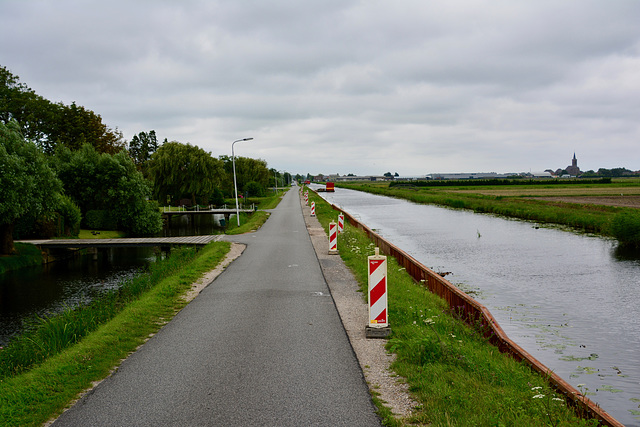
[0,121,62,254]
[148,141,225,206]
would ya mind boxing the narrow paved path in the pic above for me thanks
[53,187,381,426]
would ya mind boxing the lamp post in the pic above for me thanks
[232,137,253,226]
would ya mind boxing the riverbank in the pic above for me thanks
[0,243,42,275]
[0,192,288,425]
[338,180,640,245]
[0,190,285,276]
[0,241,237,426]
[306,188,604,426]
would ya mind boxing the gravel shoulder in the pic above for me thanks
[300,192,417,421]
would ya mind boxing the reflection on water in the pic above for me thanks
[0,247,156,346]
[162,213,226,237]
[317,186,640,426]
[0,212,225,346]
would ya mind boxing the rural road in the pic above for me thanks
[52,186,382,426]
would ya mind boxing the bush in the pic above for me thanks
[245,181,265,197]
[57,194,82,236]
[210,188,225,207]
[611,211,640,247]
[121,200,163,236]
[84,210,117,230]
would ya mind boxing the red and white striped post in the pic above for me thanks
[338,213,344,234]
[310,201,316,217]
[304,191,309,205]
[366,247,391,338]
[328,220,338,254]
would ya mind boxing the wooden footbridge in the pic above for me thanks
[17,236,222,263]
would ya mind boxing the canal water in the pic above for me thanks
[315,185,640,426]
[0,247,156,346]
[0,214,224,346]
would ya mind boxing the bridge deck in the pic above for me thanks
[17,235,221,249]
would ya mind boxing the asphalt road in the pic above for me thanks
[52,187,381,426]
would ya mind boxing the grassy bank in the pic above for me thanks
[0,243,42,275]
[224,188,287,235]
[0,241,231,426]
[307,189,597,426]
[339,181,639,242]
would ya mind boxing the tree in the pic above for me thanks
[1,66,124,154]
[219,155,270,197]
[0,121,63,254]
[149,142,225,205]
[128,130,160,174]
[52,144,162,236]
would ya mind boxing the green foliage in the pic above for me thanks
[84,210,117,230]
[245,181,265,197]
[220,155,270,198]
[149,141,225,205]
[210,188,225,206]
[0,243,42,275]
[1,66,124,154]
[56,194,82,236]
[0,242,231,426]
[128,130,159,166]
[610,212,640,247]
[52,144,162,236]
[0,121,64,253]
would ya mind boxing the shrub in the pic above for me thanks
[57,194,82,236]
[611,211,640,247]
[245,181,265,197]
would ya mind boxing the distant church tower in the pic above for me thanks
[566,153,581,176]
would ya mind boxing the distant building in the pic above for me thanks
[426,172,515,180]
[565,153,581,176]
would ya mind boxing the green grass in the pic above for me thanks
[340,182,637,238]
[0,241,231,426]
[223,189,287,235]
[0,243,43,275]
[307,189,597,426]
[77,229,127,239]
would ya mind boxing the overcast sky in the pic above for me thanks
[2,0,639,176]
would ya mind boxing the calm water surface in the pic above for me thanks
[0,247,156,346]
[1,214,224,346]
[317,186,640,426]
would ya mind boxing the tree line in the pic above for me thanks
[1,66,283,255]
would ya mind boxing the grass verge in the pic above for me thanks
[0,241,231,427]
[77,230,127,239]
[224,189,287,235]
[0,243,42,275]
[307,189,597,426]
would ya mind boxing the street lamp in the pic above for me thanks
[232,137,253,226]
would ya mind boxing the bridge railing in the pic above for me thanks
[329,202,622,427]
[162,203,255,213]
